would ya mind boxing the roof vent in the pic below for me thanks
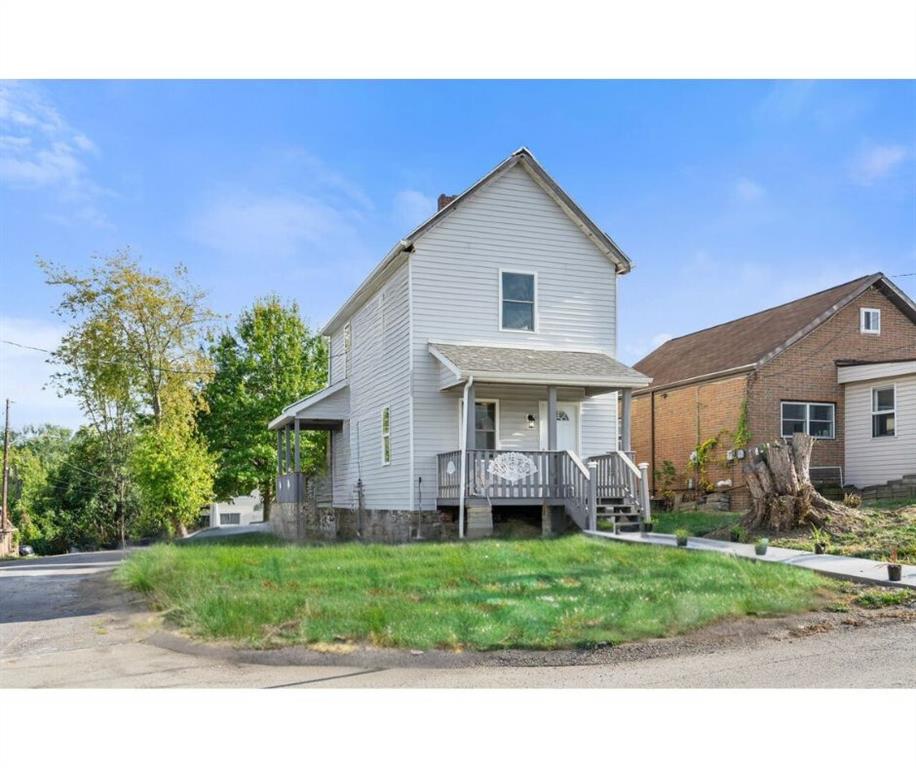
[437,194,457,211]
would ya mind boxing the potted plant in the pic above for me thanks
[811,526,829,555]
[675,528,689,547]
[754,537,769,556]
[887,547,902,582]
[729,524,743,543]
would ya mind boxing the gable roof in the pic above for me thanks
[321,147,632,335]
[634,273,916,392]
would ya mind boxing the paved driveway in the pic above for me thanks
[1,550,914,688]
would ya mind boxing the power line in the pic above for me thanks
[1,339,214,376]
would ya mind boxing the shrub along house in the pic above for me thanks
[631,274,916,508]
[269,148,652,542]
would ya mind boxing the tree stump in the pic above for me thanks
[741,433,857,532]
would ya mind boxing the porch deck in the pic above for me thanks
[436,448,648,536]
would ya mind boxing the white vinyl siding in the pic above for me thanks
[329,261,410,509]
[326,162,623,511]
[844,374,916,487]
[409,163,620,508]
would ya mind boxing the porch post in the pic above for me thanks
[277,429,283,475]
[621,388,633,453]
[285,425,291,473]
[294,418,301,473]
[547,386,558,451]
[465,382,476,450]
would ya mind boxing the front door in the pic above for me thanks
[539,401,580,453]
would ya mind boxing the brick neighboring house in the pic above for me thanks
[631,273,916,508]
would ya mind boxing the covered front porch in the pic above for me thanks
[429,342,652,536]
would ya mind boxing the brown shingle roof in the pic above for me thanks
[634,274,885,390]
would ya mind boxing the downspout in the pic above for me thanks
[457,375,474,540]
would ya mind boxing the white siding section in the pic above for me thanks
[844,374,916,487]
[330,262,411,509]
[410,164,620,509]
[580,392,618,457]
[328,325,345,385]
[838,360,916,385]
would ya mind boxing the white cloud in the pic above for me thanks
[756,81,816,122]
[850,144,908,185]
[0,81,109,226]
[190,191,365,258]
[0,316,84,430]
[735,177,765,201]
[394,188,436,230]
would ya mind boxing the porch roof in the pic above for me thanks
[268,380,349,431]
[429,342,652,390]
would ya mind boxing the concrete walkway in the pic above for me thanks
[584,530,916,589]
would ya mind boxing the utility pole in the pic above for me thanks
[1,398,10,536]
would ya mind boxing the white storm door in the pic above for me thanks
[539,401,580,453]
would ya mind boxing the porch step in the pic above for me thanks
[466,500,494,539]
[595,504,644,534]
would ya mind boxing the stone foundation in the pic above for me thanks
[271,502,448,544]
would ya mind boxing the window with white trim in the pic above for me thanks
[500,271,536,331]
[860,308,880,334]
[475,401,498,449]
[871,386,895,437]
[780,401,835,439]
[381,406,391,465]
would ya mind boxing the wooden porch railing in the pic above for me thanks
[587,450,651,522]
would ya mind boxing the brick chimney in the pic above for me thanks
[437,193,457,211]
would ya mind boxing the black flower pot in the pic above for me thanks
[730,531,741,542]
[814,542,826,555]
[887,563,902,582]
[676,537,688,547]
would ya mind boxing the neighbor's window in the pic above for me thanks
[872,386,896,437]
[780,401,835,439]
[500,271,536,331]
[381,406,391,464]
[860,308,881,334]
[475,401,497,449]
[343,322,352,377]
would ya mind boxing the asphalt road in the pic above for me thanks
[1,550,914,688]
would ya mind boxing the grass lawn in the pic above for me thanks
[651,510,741,537]
[118,534,834,651]
[771,501,916,565]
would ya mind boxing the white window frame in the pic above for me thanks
[871,384,896,438]
[498,268,538,333]
[860,307,881,334]
[780,401,836,440]
[458,398,501,450]
[380,405,391,465]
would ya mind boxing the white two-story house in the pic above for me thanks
[270,148,652,541]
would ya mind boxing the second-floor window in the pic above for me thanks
[500,270,536,331]
[781,401,835,439]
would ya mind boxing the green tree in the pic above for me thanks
[41,251,218,538]
[200,296,327,517]
[130,420,215,537]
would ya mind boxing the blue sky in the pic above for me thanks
[1,80,914,430]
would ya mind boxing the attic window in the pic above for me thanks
[500,270,536,331]
[860,308,880,334]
